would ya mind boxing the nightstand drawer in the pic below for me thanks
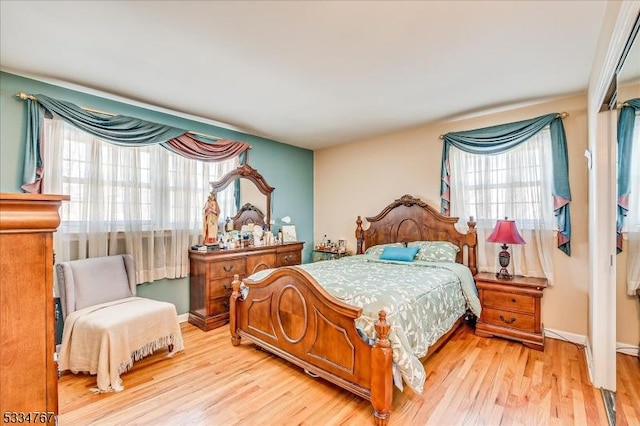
[482,290,535,314]
[482,308,535,332]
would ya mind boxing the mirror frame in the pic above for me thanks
[210,163,275,230]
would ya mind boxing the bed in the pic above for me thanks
[228,194,478,425]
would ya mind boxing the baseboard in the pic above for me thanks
[616,342,640,357]
[544,327,638,358]
[544,327,587,346]
[178,313,189,323]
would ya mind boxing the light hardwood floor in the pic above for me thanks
[59,322,638,425]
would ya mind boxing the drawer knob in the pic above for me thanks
[222,301,229,308]
[285,255,293,262]
[223,264,234,272]
[511,298,516,303]
[499,315,516,325]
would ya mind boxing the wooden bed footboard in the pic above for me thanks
[229,268,393,425]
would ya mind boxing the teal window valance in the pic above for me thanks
[616,98,640,253]
[19,93,250,194]
[440,113,572,255]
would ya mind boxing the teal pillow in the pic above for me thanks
[379,246,419,262]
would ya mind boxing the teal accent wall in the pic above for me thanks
[0,71,314,314]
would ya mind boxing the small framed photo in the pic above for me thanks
[338,239,346,253]
[281,225,297,242]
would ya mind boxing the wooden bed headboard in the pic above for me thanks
[355,194,477,274]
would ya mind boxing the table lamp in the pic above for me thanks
[486,217,526,279]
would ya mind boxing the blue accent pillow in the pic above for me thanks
[379,246,419,262]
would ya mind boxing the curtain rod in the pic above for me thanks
[438,111,570,140]
[16,92,223,141]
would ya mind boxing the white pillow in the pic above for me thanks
[364,242,405,256]
[408,241,460,262]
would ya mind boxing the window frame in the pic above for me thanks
[449,127,555,231]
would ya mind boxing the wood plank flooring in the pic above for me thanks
[617,350,640,426]
[58,322,637,425]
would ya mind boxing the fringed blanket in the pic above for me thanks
[58,297,184,392]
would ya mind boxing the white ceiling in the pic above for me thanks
[1,1,610,150]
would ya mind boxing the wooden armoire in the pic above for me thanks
[0,193,68,418]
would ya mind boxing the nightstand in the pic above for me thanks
[312,248,350,262]
[474,272,548,351]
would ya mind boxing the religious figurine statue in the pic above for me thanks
[203,191,221,245]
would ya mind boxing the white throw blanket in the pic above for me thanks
[58,297,184,392]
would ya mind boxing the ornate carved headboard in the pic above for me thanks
[355,194,477,274]
[232,203,265,230]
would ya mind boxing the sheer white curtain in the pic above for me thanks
[43,117,238,283]
[625,114,640,294]
[449,128,556,283]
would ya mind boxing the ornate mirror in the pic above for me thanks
[210,163,275,231]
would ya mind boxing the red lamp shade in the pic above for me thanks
[486,218,526,245]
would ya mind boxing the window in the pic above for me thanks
[448,127,556,280]
[449,127,555,231]
[43,117,238,282]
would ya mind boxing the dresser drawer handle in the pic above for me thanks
[511,298,516,303]
[499,315,516,325]
[284,255,293,262]
[223,264,234,272]
[222,301,229,308]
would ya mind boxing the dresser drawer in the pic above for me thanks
[247,253,276,275]
[482,290,535,314]
[482,308,535,332]
[208,295,231,317]
[209,258,246,279]
[209,277,235,298]
[277,251,301,267]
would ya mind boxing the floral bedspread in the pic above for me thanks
[248,254,480,394]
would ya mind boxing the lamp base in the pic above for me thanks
[495,268,512,280]
[495,245,512,279]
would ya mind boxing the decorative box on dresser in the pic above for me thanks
[474,272,548,351]
[189,242,304,331]
[0,193,68,418]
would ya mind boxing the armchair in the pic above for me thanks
[56,254,184,392]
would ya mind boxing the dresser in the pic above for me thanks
[0,193,68,418]
[188,242,304,331]
[474,272,548,351]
